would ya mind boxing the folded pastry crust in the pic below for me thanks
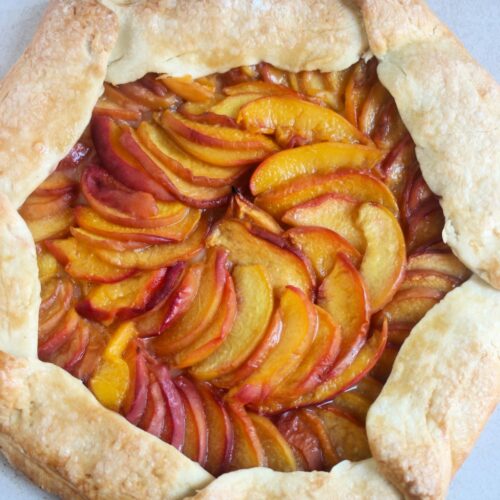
[0,1,497,499]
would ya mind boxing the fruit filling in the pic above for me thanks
[22,60,471,475]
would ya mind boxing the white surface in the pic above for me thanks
[0,1,498,498]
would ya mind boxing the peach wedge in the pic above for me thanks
[250,142,383,195]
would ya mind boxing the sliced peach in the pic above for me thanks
[212,309,282,390]
[375,287,444,327]
[158,75,215,102]
[56,141,91,171]
[190,264,273,381]
[91,115,174,201]
[229,286,316,404]
[206,218,313,297]
[174,376,208,467]
[195,381,234,476]
[154,365,186,451]
[27,209,74,242]
[39,280,74,339]
[257,171,398,220]
[161,126,275,167]
[77,269,168,324]
[73,321,109,383]
[357,203,406,311]
[285,226,362,280]
[38,308,80,360]
[329,391,372,424]
[260,322,388,413]
[249,413,297,472]
[103,82,147,113]
[406,206,445,253]
[81,165,189,227]
[276,411,324,471]
[226,403,266,470]
[209,93,263,118]
[33,171,77,197]
[238,96,371,145]
[227,193,283,235]
[93,98,142,121]
[94,215,209,270]
[140,378,167,438]
[161,111,279,151]
[123,348,149,425]
[407,251,471,282]
[268,306,341,401]
[89,322,137,411]
[172,271,237,368]
[314,406,371,461]
[317,254,370,377]
[352,376,383,402]
[75,206,201,244]
[37,247,60,282]
[136,122,246,187]
[118,82,178,110]
[359,81,392,137]
[122,127,232,208]
[250,142,383,196]
[50,319,90,373]
[20,192,74,221]
[178,109,238,128]
[399,270,459,293]
[223,81,298,97]
[150,249,228,356]
[70,227,150,252]
[46,237,135,283]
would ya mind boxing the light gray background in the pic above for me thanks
[0,1,498,499]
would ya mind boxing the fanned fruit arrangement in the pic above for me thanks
[22,60,471,475]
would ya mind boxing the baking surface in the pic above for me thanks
[0,1,498,498]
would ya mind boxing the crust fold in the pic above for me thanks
[0,0,118,209]
[0,352,213,499]
[367,276,500,499]
[357,0,500,289]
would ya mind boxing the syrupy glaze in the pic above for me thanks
[20,60,471,475]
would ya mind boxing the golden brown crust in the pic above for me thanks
[0,0,118,209]
[0,1,498,499]
[0,193,39,359]
[189,459,401,500]
[367,276,500,499]
[100,0,367,84]
[357,0,500,289]
[0,352,213,499]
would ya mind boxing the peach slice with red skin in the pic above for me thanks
[159,120,278,167]
[75,206,201,245]
[259,322,388,413]
[250,142,383,196]
[212,308,283,390]
[407,250,471,282]
[51,319,91,374]
[256,171,398,220]
[158,75,215,102]
[45,237,136,284]
[77,269,168,324]
[226,193,283,235]
[94,215,209,270]
[209,93,264,118]
[117,81,178,110]
[190,264,273,381]
[91,115,174,201]
[328,391,372,424]
[123,347,149,425]
[237,96,371,145]
[229,286,316,405]
[285,226,362,280]
[174,376,209,467]
[140,377,167,438]
[27,209,74,243]
[38,308,80,360]
[317,254,370,377]
[223,81,299,97]
[370,343,399,383]
[267,306,341,402]
[39,280,74,339]
[171,271,237,368]
[122,127,232,208]
[399,270,460,294]
[93,98,142,122]
[249,413,297,472]
[154,364,186,451]
[161,110,279,151]
[136,122,247,188]
[135,264,201,338]
[195,381,234,476]
[20,192,74,221]
[150,248,228,356]
[206,218,313,297]
[226,402,266,470]
[70,227,150,252]
[33,171,77,197]
[357,203,406,311]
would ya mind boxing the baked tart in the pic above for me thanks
[0,1,498,499]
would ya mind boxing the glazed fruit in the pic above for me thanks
[21,60,470,476]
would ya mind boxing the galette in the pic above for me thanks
[0,1,498,499]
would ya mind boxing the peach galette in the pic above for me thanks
[0,1,498,499]
[20,58,472,475]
